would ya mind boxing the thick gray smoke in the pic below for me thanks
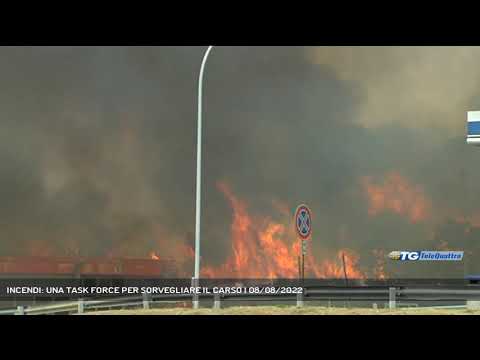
[0,46,479,277]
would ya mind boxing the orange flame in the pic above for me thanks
[309,250,365,279]
[202,182,366,279]
[361,172,431,223]
[150,252,160,260]
[147,242,196,277]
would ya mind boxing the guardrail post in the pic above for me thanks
[15,306,25,315]
[389,287,396,310]
[77,299,84,314]
[143,293,150,310]
[213,294,221,310]
[296,292,304,308]
[192,277,199,309]
[467,301,480,310]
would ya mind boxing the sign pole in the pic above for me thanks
[298,256,301,280]
[302,241,305,287]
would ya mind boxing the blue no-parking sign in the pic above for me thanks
[295,204,312,240]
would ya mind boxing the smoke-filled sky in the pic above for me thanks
[1,46,480,277]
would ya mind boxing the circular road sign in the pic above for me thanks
[295,204,312,240]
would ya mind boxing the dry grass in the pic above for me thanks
[84,306,480,315]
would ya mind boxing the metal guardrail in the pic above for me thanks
[1,286,479,315]
[2,293,193,315]
[0,308,18,315]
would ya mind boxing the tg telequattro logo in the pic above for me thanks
[388,251,464,261]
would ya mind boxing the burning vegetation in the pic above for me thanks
[361,172,431,224]
[15,170,480,279]
[200,182,367,279]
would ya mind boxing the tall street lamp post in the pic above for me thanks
[193,46,214,309]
